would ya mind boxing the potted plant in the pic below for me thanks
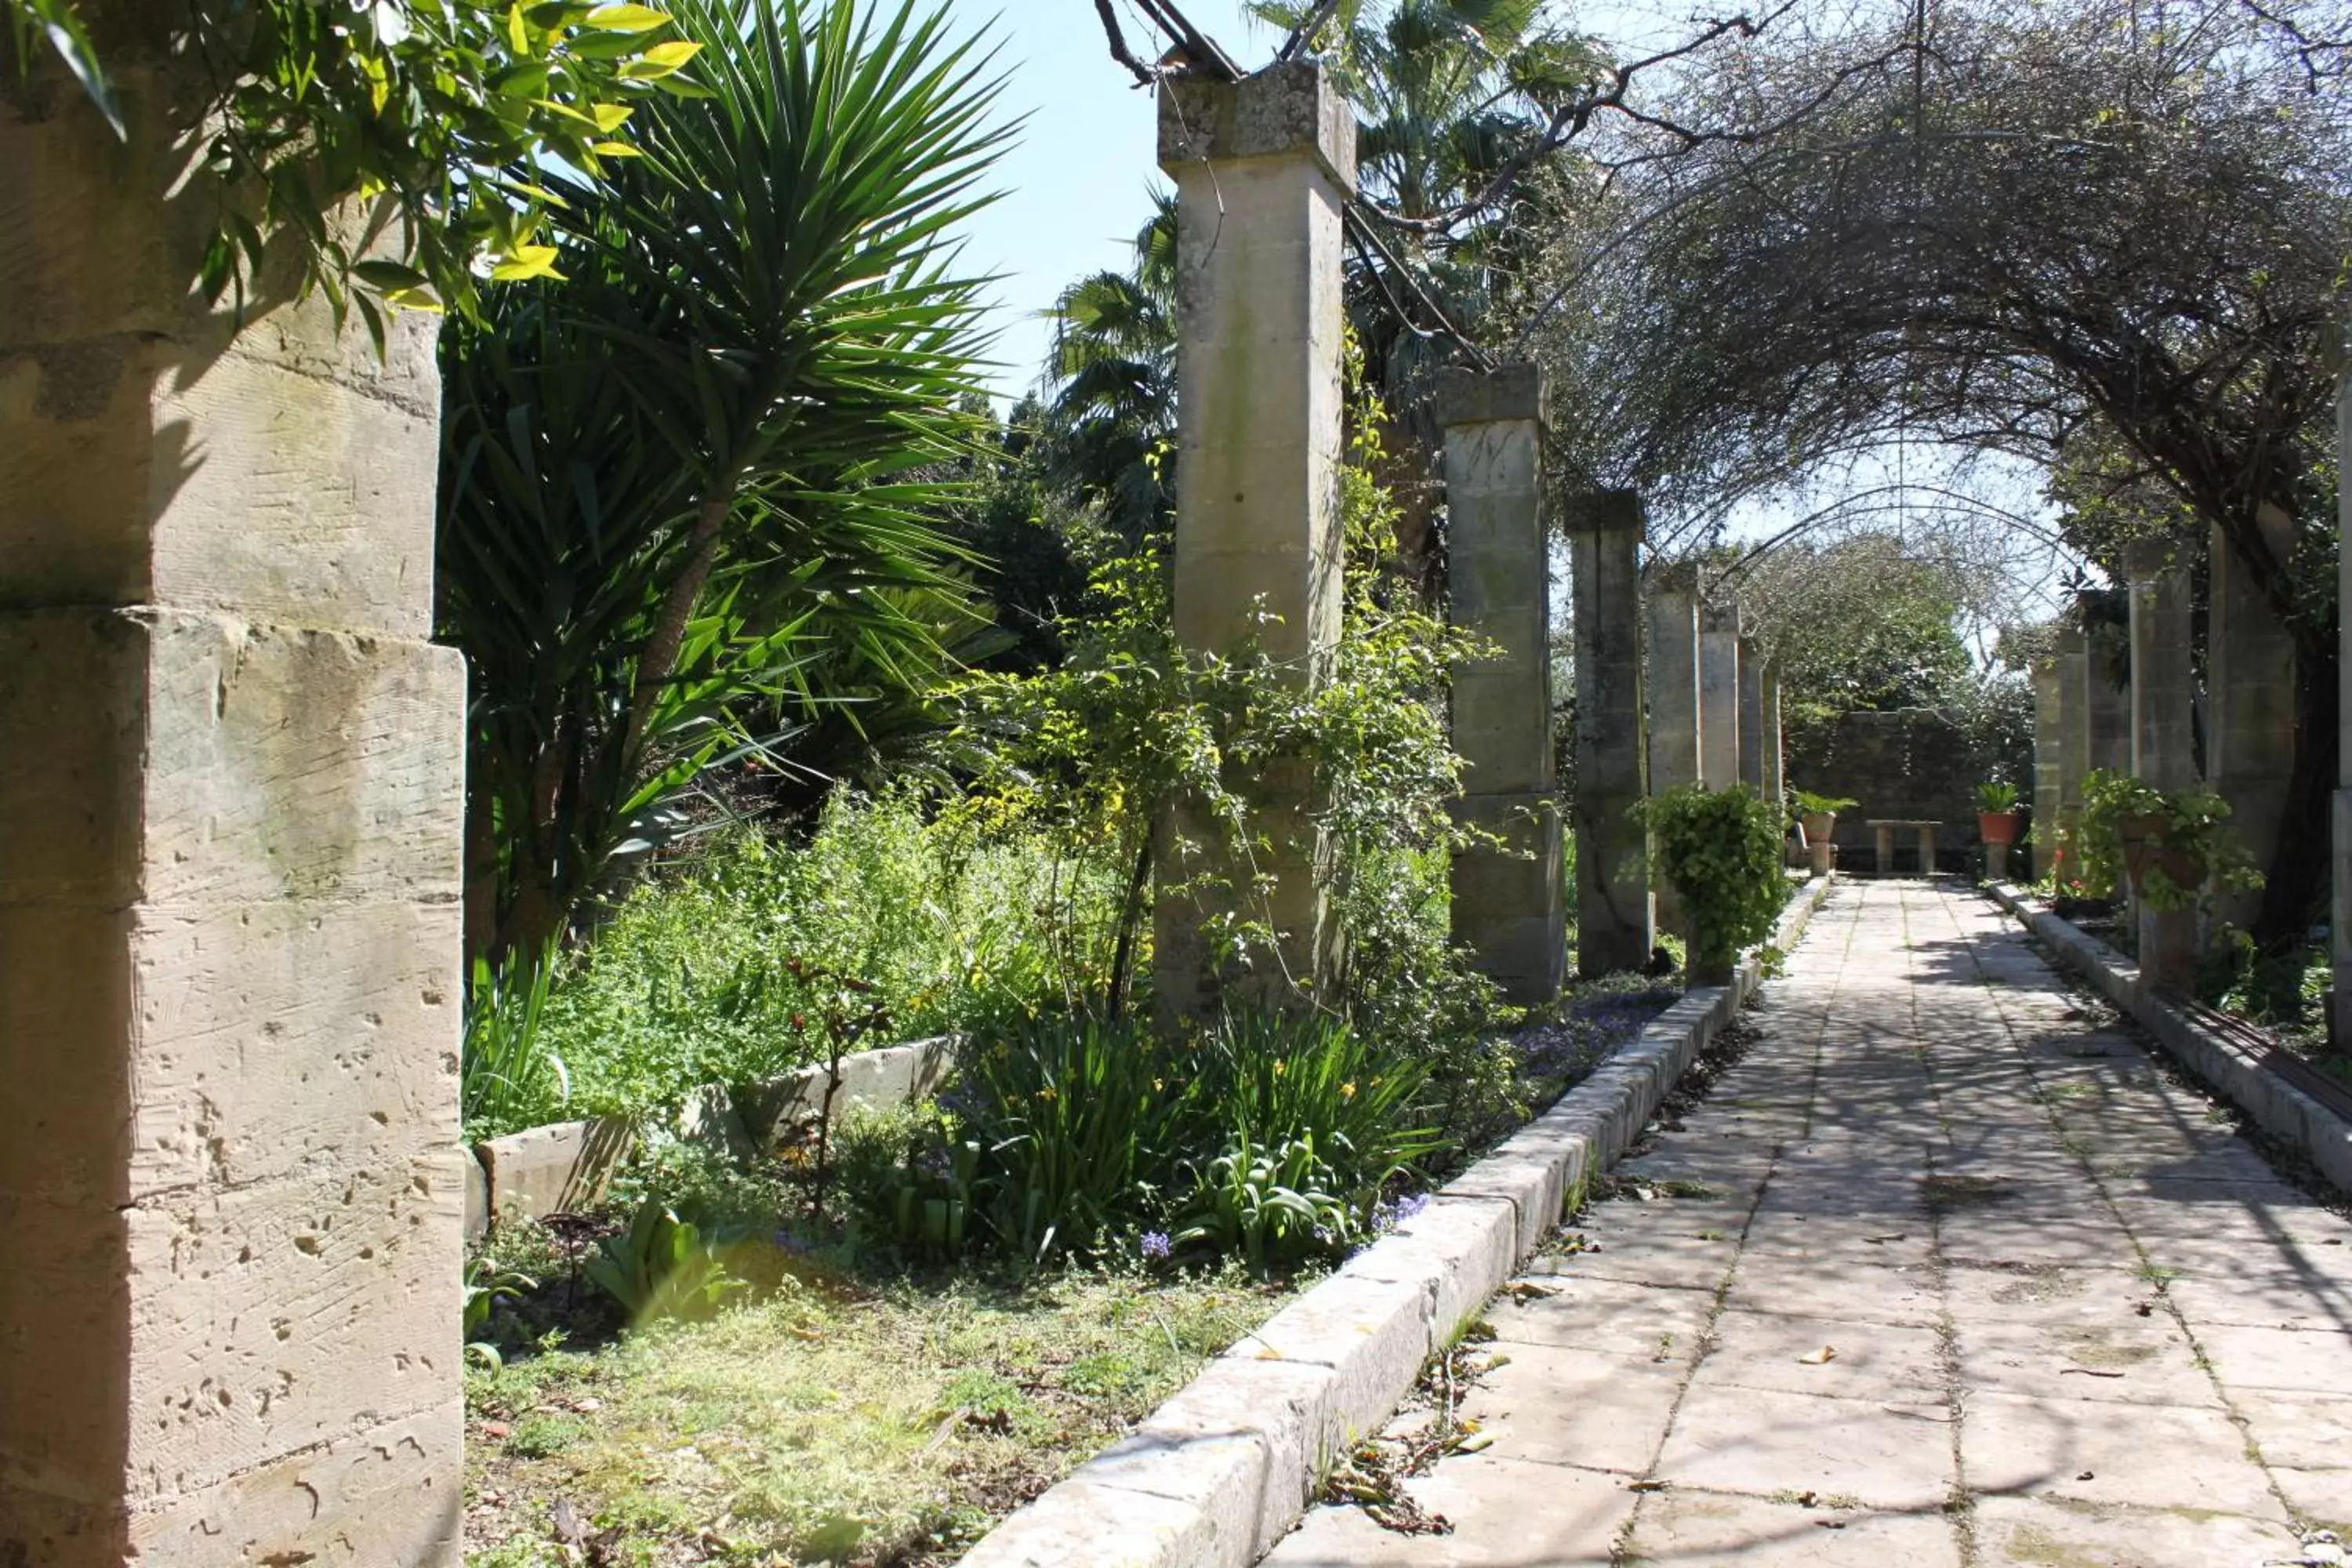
[1790,790,1855,877]
[1975,781,2023,845]
[1791,789,1857,844]
[2075,769,2262,910]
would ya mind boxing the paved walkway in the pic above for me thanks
[1268,879,2352,1567]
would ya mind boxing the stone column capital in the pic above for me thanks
[1650,559,1703,595]
[1159,60,1358,191]
[1435,362,1547,428]
[1562,489,1645,537]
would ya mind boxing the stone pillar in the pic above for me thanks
[1737,637,1766,793]
[1152,62,1356,1018]
[2335,352,2352,1047]
[2055,627,2093,884]
[1759,664,1786,825]
[1439,365,1563,1005]
[2031,657,2065,881]
[1699,601,1742,790]
[2209,508,2298,932]
[2125,541,2200,990]
[2,30,465,1565]
[2085,630,2134,780]
[1646,563,1703,935]
[1566,492,1653,978]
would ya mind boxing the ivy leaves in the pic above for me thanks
[1640,785,1790,978]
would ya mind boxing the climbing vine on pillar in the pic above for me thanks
[1638,784,1789,984]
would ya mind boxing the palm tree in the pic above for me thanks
[1250,1,1602,590]
[1039,191,1178,550]
[438,0,1009,964]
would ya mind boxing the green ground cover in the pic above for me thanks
[464,1257,1294,1566]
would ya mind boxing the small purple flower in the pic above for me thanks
[1140,1231,1173,1261]
[1396,1194,1431,1223]
[1312,1225,1334,1246]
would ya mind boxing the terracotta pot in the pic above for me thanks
[2117,810,2170,886]
[1977,810,2021,846]
[2152,846,2207,894]
[1800,811,1836,842]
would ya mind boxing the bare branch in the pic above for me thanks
[1091,0,1159,86]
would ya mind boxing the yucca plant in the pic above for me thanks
[438,0,1009,964]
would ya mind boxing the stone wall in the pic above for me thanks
[1786,708,1980,871]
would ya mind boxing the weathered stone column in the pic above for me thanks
[2031,656,2065,881]
[1737,636,1766,793]
[2125,541,2200,990]
[2209,508,2298,932]
[2334,351,2352,1047]
[2056,627,2093,881]
[2,27,465,1564]
[1699,601,1742,789]
[1646,563,1703,936]
[1759,663,1786,826]
[1439,365,1563,1004]
[1566,492,1653,978]
[1152,62,1356,1018]
[2085,626,2134,780]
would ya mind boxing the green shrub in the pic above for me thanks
[535,786,1117,1119]
[1639,785,1789,982]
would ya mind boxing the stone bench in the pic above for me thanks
[1866,818,1940,876]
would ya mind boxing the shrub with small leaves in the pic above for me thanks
[1639,785,1789,982]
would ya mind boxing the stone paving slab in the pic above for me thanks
[1260,880,2352,1566]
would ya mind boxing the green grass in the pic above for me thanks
[464,1261,1300,1566]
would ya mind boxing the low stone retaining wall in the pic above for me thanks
[957,876,1835,1568]
[1986,883,2352,1196]
[465,1035,956,1238]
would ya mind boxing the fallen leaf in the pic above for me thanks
[1816,1519,1848,1530]
[2133,1301,2154,1317]
[484,1421,510,1439]
[2060,1367,2125,1378]
[1629,1479,1669,1493]
[2076,1469,2096,1481]
[1797,1345,1838,1365]
[1505,1282,1559,1302]
[1453,1432,1496,1454]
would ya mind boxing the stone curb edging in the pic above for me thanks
[956,875,1835,1568]
[1985,883,2352,1197]
[464,1035,956,1238]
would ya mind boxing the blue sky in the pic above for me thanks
[943,1,1684,403]
[944,2,1272,404]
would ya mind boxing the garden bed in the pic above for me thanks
[464,1261,1298,1567]
[457,968,1699,1566]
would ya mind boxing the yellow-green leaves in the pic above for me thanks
[619,38,702,79]
[490,243,567,281]
[586,3,672,31]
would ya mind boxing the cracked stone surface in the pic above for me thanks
[1261,879,2352,1567]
